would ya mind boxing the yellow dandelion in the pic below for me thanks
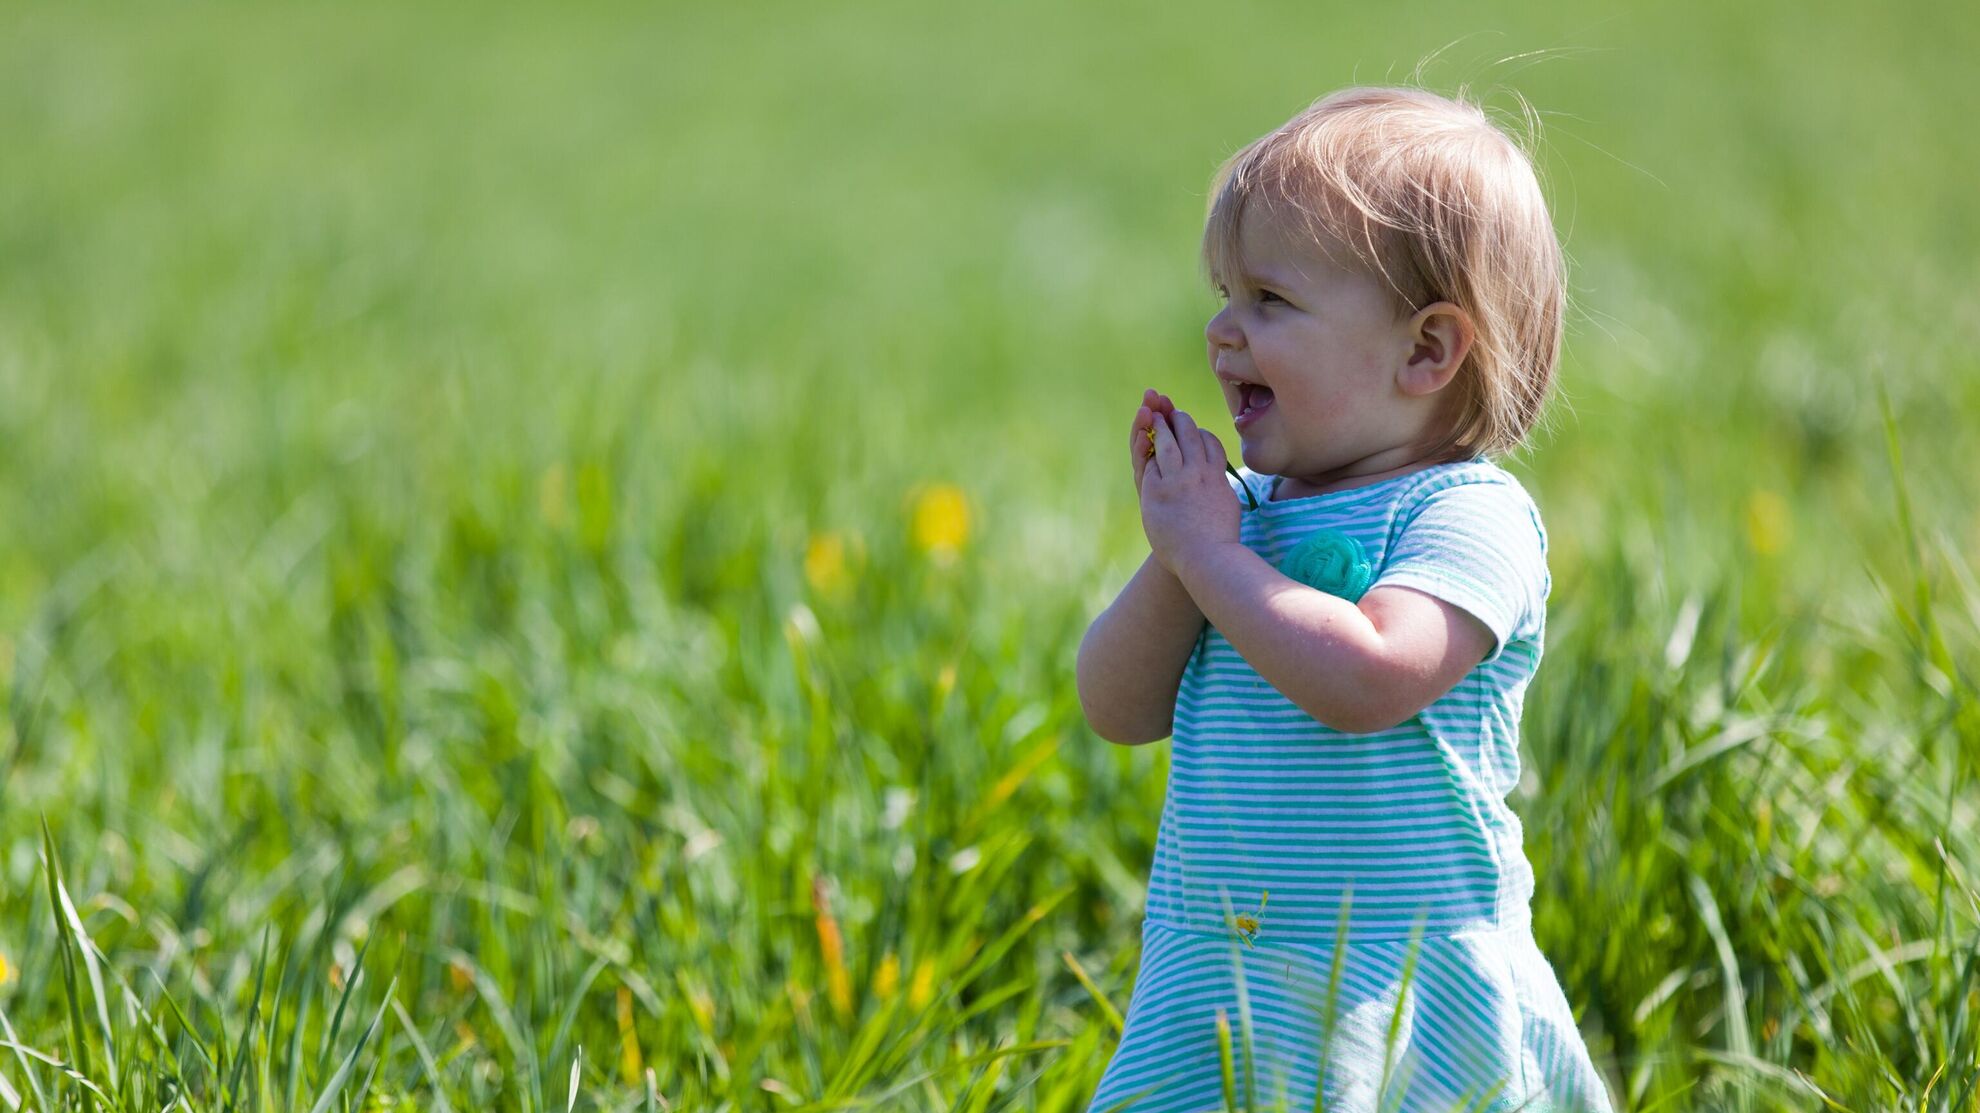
[908,483,971,561]
[0,951,10,985]
[1744,489,1790,556]
[448,957,474,994]
[804,530,861,598]
[871,951,900,1003]
[907,955,937,1010]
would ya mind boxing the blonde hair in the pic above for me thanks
[1202,85,1565,460]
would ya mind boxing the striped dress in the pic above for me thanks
[1088,459,1612,1113]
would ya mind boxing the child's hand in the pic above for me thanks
[1129,388,1177,493]
[1137,399,1240,578]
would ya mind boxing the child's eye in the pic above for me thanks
[1257,290,1285,305]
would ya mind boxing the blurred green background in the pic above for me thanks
[3,1,1978,1109]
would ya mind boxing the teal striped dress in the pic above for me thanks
[1088,459,1612,1113]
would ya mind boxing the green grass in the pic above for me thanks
[3,0,1979,1109]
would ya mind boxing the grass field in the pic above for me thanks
[4,1,1980,1109]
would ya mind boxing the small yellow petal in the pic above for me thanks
[909,484,972,560]
[804,530,854,597]
[871,951,900,1003]
[907,955,937,1010]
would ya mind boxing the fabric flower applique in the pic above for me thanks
[1278,530,1374,602]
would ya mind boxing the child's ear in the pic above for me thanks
[1397,301,1475,396]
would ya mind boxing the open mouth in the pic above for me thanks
[1234,382,1275,429]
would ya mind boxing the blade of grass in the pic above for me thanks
[1215,1009,1237,1113]
[390,998,457,1113]
[0,1007,53,1113]
[284,967,316,1112]
[303,976,396,1113]
[1058,951,1123,1036]
[783,1040,1074,1113]
[146,970,220,1083]
[446,947,539,1113]
[945,886,1073,995]
[258,938,292,1113]
[350,1025,390,1113]
[545,955,610,1087]
[1376,919,1424,1113]
[40,817,93,1095]
[224,926,273,1112]
[50,863,118,1084]
[1215,888,1257,1113]
[823,996,904,1098]
[314,933,373,1081]
[1313,890,1351,1113]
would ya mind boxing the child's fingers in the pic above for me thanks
[1200,427,1227,470]
[1168,408,1200,467]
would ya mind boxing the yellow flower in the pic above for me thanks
[616,984,644,1086]
[871,951,900,1003]
[907,955,937,1010]
[1229,891,1269,946]
[1744,489,1790,556]
[804,530,861,598]
[908,483,972,561]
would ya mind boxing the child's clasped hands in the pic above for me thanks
[1130,387,1242,580]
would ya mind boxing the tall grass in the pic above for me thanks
[2,0,1978,1109]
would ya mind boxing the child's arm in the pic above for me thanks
[1076,553,1206,745]
[1075,389,1206,745]
[1135,408,1508,735]
[1165,545,1493,734]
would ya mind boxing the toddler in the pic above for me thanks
[1077,86,1612,1112]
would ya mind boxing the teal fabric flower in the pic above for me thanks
[1279,530,1374,602]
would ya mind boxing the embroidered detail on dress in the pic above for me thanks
[1280,530,1374,602]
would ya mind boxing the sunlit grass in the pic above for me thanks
[2,0,1978,1109]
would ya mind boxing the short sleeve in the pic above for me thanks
[1371,478,1549,664]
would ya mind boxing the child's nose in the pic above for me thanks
[1205,305,1244,350]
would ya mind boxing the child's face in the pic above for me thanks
[1205,205,1439,486]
